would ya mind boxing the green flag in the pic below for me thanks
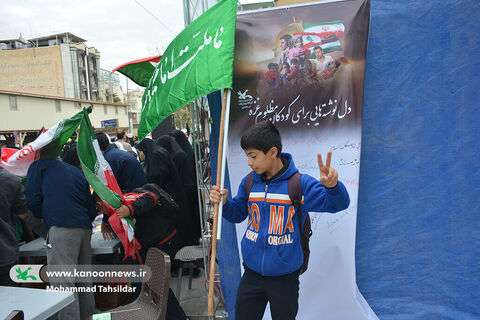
[39,109,85,160]
[138,0,237,139]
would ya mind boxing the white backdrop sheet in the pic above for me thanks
[225,1,376,318]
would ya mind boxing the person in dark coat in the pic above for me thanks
[25,158,97,320]
[0,159,29,287]
[135,138,197,247]
[95,131,147,194]
[114,183,189,320]
[170,130,196,179]
[157,135,201,241]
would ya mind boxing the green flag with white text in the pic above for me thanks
[138,0,237,139]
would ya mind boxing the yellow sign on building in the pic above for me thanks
[0,46,65,96]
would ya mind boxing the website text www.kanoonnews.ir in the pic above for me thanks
[9,264,152,293]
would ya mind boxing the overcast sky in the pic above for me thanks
[1,0,189,89]
[1,0,268,89]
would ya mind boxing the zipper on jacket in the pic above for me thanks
[262,182,268,275]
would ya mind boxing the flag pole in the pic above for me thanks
[208,88,230,317]
[217,89,231,240]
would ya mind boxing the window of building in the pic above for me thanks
[115,106,118,115]
[55,100,61,113]
[9,96,18,111]
[104,105,108,114]
[124,107,127,115]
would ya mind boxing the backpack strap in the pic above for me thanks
[287,172,305,251]
[244,171,254,202]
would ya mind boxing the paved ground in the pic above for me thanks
[170,266,226,319]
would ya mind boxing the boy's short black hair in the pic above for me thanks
[95,130,110,151]
[63,147,80,168]
[117,131,125,140]
[267,62,278,70]
[240,121,282,157]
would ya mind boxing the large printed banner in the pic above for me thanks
[227,0,376,319]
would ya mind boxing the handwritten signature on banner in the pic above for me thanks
[339,176,359,187]
[330,140,361,151]
[246,95,352,126]
[326,207,355,235]
[339,158,360,166]
[296,157,359,171]
[142,26,224,111]
[307,206,355,235]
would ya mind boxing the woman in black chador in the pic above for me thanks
[135,138,197,247]
[157,135,201,242]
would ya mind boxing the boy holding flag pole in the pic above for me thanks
[129,0,237,317]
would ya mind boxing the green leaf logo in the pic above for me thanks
[15,267,37,281]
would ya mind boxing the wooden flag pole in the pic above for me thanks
[208,88,229,317]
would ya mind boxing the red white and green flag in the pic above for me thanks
[294,20,345,54]
[138,0,237,139]
[111,55,162,87]
[77,107,140,259]
[77,107,123,206]
[0,109,85,177]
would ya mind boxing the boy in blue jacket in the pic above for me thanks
[210,121,350,320]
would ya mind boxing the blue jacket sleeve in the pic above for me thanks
[85,184,97,222]
[222,176,249,223]
[301,174,350,213]
[24,162,44,218]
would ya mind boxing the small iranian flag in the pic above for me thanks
[294,21,345,54]
[112,55,162,87]
[77,107,140,259]
[0,109,85,177]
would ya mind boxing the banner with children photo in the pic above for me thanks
[226,0,375,319]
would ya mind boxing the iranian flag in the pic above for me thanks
[111,55,162,87]
[294,20,345,54]
[0,108,85,177]
[77,107,141,259]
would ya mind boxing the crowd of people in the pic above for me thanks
[0,128,200,320]
[259,33,349,104]
[265,34,340,88]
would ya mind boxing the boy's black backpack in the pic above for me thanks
[245,172,312,274]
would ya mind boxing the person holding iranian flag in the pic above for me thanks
[114,183,189,319]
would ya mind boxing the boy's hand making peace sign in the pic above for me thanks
[317,151,338,188]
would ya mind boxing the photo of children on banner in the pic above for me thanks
[261,21,345,96]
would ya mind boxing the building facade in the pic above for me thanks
[99,68,125,103]
[124,89,145,135]
[0,89,129,146]
[0,32,102,101]
[0,32,134,146]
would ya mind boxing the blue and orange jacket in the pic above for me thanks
[223,153,350,276]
